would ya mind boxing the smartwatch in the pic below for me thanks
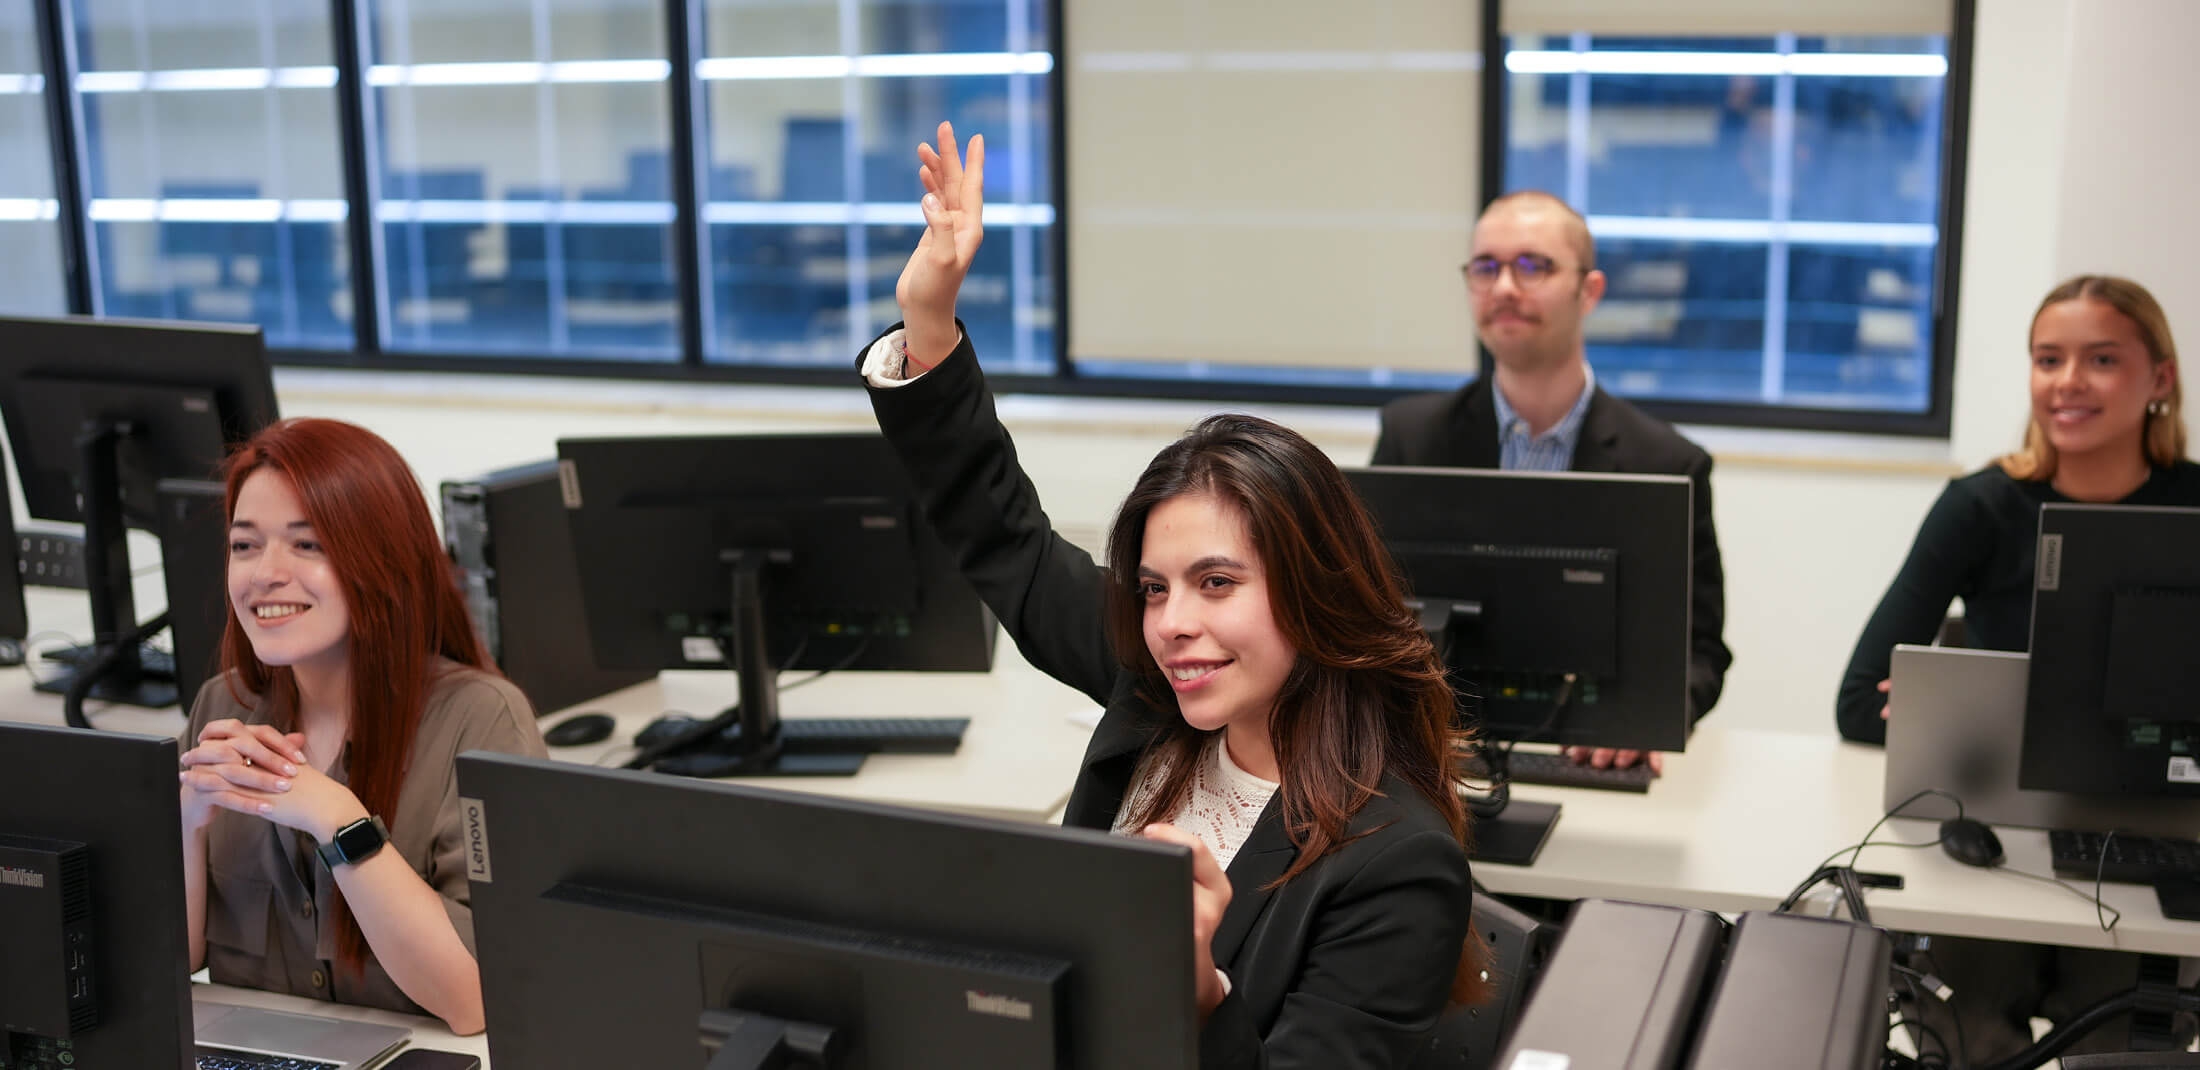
[317,815,390,869]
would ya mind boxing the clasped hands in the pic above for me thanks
[179,719,369,843]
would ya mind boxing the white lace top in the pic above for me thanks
[1113,736,1282,870]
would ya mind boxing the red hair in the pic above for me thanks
[219,417,491,977]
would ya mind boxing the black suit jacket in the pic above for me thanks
[863,328,1473,1070]
[1372,377,1732,722]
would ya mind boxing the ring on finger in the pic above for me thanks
[243,756,253,767]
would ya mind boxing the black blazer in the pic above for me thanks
[863,328,1474,1070]
[1372,377,1732,723]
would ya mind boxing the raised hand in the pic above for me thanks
[893,120,985,371]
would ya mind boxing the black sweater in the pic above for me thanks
[1835,460,2200,743]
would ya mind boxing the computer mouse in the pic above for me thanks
[1939,817,2004,868]
[542,712,616,748]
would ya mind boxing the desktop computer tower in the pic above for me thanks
[155,479,230,709]
[0,501,25,665]
[442,460,653,716]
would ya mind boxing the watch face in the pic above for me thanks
[332,817,384,861]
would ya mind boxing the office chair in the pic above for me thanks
[1409,893,1554,1070]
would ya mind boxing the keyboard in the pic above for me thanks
[196,1049,339,1070]
[1463,749,1655,793]
[45,641,177,680]
[780,716,970,755]
[2049,829,2200,884]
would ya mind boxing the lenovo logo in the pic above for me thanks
[0,865,44,889]
[965,991,1033,1021]
[459,797,492,883]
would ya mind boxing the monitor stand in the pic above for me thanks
[1471,800,1560,867]
[38,421,177,710]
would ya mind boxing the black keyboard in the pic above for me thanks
[779,717,970,755]
[45,641,177,679]
[1463,749,1655,793]
[2049,829,2200,884]
[196,1048,339,1070]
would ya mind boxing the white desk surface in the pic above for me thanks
[1487,725,2200,956]
[196,980,489,1063]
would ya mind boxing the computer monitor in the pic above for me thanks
[1343,467,1692,750]
[556,433,997,776]
[0,721,193,1068]
[154,478,233,711]
[456,752,1198,1069]
[0,315,278,709]
[1344,466,1693,862]
[2021,503,2200,797]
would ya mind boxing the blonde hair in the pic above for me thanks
[1999,275,2187,481]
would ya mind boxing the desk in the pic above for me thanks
[532,639,1098,824]
[195,980,489,1064]
[1483,725,2200,956]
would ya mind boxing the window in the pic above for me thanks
[1497,0,1959,427]
[367,0,679,360]
[697,0,1055,372]
[72,0,352,348]
[0,4,69,316]
[19,0,1967,434]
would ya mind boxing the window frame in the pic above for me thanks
[29,0,1973,437]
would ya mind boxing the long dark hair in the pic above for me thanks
[220,418,492,977]
[1103,413,1481,1000]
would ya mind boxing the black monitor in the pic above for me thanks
[2021,503,2200,796]
[1345,466,1693,860]
[556,433,997,776]
[457,752,1198,1069]
[153,478,233,710]
[0,315,278,709]
[0,721,193,1068]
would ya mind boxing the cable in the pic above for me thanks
[1779,789,1965,915]
[1988,863,2122,931]
[2097,829,2117,933]
[1910,947,1967,1068]
[1975,985,2200,1070]
[1463,673,1577,820]
[61,611,172,729]
[1892,962,1961,1070]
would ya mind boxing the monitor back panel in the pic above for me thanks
[458,753,1197,1070]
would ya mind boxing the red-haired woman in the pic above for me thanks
[176,417,545,1034]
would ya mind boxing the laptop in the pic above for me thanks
[193,997,412,1069]
[1885,644,2200,837]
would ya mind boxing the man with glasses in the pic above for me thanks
[1373,190,1730,773]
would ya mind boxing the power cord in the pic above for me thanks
[1976,983,2200,1070]
[1462,673,1576,821]
[1779,788,1964,915]
[61,612,172,729]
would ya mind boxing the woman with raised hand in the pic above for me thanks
[860,121,1478,1069]
[178,417,546,1033]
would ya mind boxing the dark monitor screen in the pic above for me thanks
[0,722,193,1068]
[1344,466,1693,753]
[2021,502,2200,796]
[457,753,1199,1070]
[556,434,996,771]
[0,315,277,708]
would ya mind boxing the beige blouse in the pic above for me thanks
[186,660,547,1015]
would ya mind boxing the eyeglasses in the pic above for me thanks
[1463,253,1578,290]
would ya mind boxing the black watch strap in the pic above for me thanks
[317,815,389,868]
